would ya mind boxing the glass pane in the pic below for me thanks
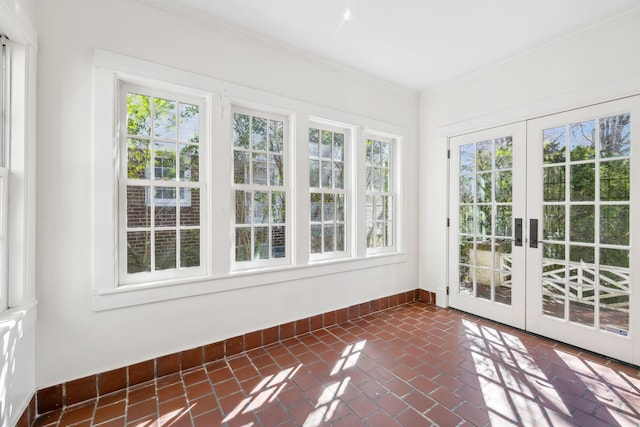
[495,239,512,305]
[477,205,492,236]
[323,193,335,221]
[272,226,285,258]
[321,130,332,159]
[310,224,322,253]
[253,191,269,224]
[569,205,594,243]
[543,126,566,164]
[180,188,199,226]
[233,113,250,149]
[269,120,284,153]
[600,205,629,245]
[155,187,176,226]
[459,265,473,295]
[309,128,319,157]
[179,144,199,182]
[235,190,251,225]
[234,151,250,184]
[269,154,283,186]
[382,142,391,168]
[271,191,286,224]
[459,174,474,204]
[252,153,267,185]
[600,114,630,158]
[459,236,473,264]
[384,196,393,221]
[543,205,565,240]
[309,159,320,188]
[235,227,251,262]
[374,196,384,221]
[153,98,177,140]
[476,269,491,300]
[570,245,594,265]
[310,193,322,222]
[127,93,151,137]
[570,163,595,201]
[180,229,200,268]
[154,142,176,180]
[460,144,475,174]
[127,231,151,273]
[476,140,492,171]
[373,168,383,192]
[324,225,335,252]
[599,291,629,335]
[374,222,384,247]
[127,186,150,228]
[336,194,345,221]
[336,224,345,252]
[365,140,373,165]
[366,195,374,223]
[569,121,596,161]
[334,133,344,161]
[495,205,512,237]
[544,243,565,260]
[542,281,565,319]
[476,239,492,269]
[600,248,629,269]
[128,139,151,179]
[460,205,474,234]
[372,140,382,166]
[155,230,176,270]
[366,166,373,190]
[494,171,512,203]
[600,160,630,201]
[178,103,199,143]
[385,222,393,247]
[254,227,269,260]
[495,137,512,169]
[321,161,332,188]
[569,285,594,327]
[543,166,565,202]
[334,162,344,189]
[476,173,492,204]
[252,117,267,151]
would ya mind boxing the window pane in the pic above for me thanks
[372,140,382,166]
[269,154,283,186]
[336,194,345,221]
[155,187,176,226]
[180,188,199,226]
[272,226,285,258]
[309,159,320,188]
[271,191,285,224]
[569,121,596,161]
[127,186,150,228]
[494,171,512,203]
[476,140,492,171]
[309,128,319,157]
[128,139,150,179]
[127,231,151,273]
[570,205,594,243]
[127,93,151,137]
[180,229,200,268]
[155,229,176,270]
[600,205,629,245]
[460,174,474,203]
[154,142,176,180]
[310,225,322,254]
[600,160,630,201]
[153,97,177,140]
[334,162,344,189]
[252,117,267,151]
[310,193,322,222]
[382,143,390,168]
[543,205,565,240]
[334,133,344,161]
[495,205,512,237]
[460,144,475,174]
[269,120,284,153]
[321,130,332,159]
[234,151,249,184]
[324,225,335,252]
[600,114,630,158]
[253,191,269,224]
[321,161,332,188]
[235,190,251,224]
[543,126,566,164]
[570,163,595,201]
[495,137,512,169]
[373,167,382,192]
[235,227,251,262]
[336,224,345,252]
[254,227,269,260]
[179,144,199,182]
[233,113,250,149]
[323,193,335,221]
[252,153,267,185]
[178,103,199,143]
[543,166,565,202]
[476,172,492,204]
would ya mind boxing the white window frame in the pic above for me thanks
[365,133,398,254]
[231,106,290,270]
[0,35,8,312]
[117,82,208,286]
[309,120,353,261]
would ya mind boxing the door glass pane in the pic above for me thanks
[540,112,631,335]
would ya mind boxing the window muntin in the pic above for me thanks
[119,83,206,284]
[0,35,8,311]
[366,137,395,251]
[309,125,348,257]
[232,109,288,266]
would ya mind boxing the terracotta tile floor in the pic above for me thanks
[34,302,640,426]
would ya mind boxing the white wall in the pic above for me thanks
[35,0,419,388]
[420,9,640,305]
[0,0,37,425]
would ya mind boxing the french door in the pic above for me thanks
[448,97,639,364]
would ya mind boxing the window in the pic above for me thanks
[0,35,8,311]
[119,83,206,285]
[309,125,348,257]
[365,137,395,251]
[232,109,288,266]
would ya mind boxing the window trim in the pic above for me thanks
[0,35,7,312]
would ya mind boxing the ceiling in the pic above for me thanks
[142,0,640,91]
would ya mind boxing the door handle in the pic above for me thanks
[514,218,523,246]
[530,218,538,248]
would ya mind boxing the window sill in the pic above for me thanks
[93,252,407,311]
[0,301,37,338]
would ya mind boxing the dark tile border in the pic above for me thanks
[33,288,434,423]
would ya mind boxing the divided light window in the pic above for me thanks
[232,109,288,266]
[0,35,9,310]
[366,137,395,251]
[119,83,206,285]
[309,125,348,257]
